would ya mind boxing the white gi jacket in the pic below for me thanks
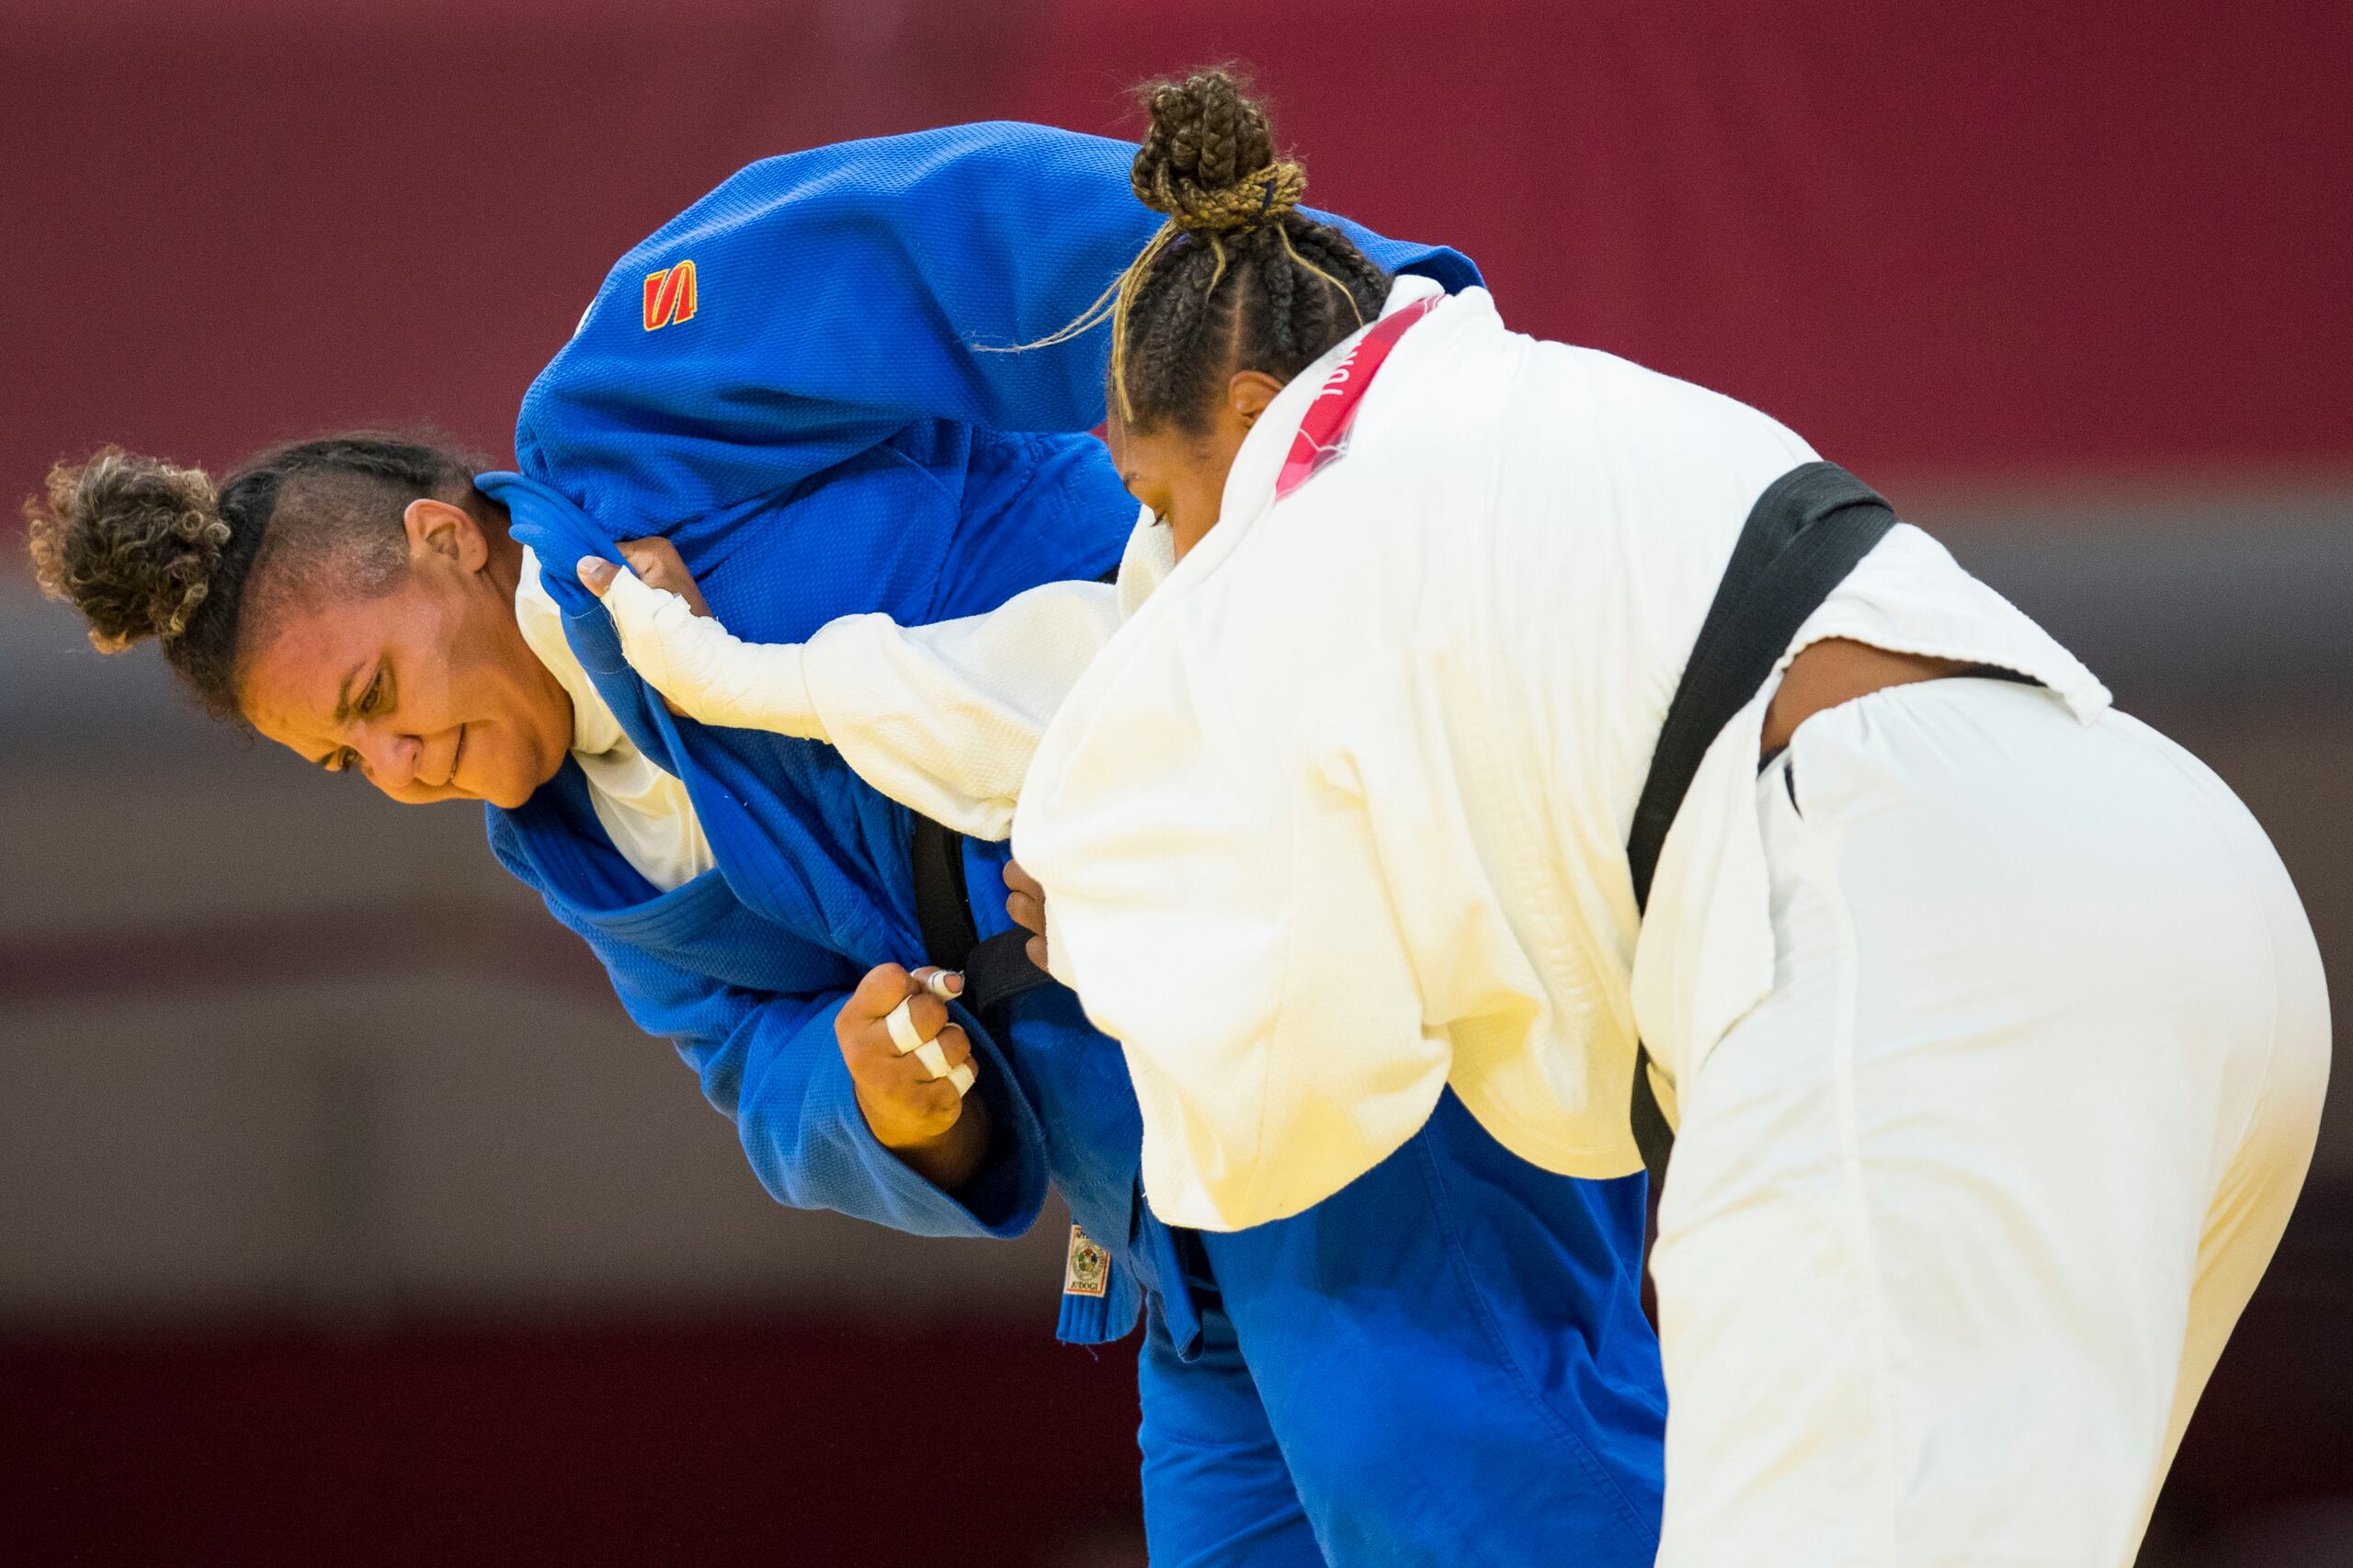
[1013,278,2108,1230]
[598,276,2106,1233]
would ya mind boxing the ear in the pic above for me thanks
[1227,369,1288,426]
[403,497,491,572]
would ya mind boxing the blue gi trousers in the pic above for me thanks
[1137,1094,1666,1567]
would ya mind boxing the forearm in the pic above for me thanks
[596,563,1123,840]
[726,1001,1043,1240]
[504,841,1045,1240]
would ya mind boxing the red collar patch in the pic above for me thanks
[1274,293,1440,500]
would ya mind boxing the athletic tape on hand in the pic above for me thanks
[600,566,822,738]
[914,1040,951,1079]
[885,997,926,1056]
[601,570,710,697]
[946,1062,977,1098]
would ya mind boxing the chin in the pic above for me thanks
[482,738,568,810]
[481,769,540,811]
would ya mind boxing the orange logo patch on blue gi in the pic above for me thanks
[642,259,699,331]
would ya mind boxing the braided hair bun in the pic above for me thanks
[1014,65,1391,430]
[25,449,233,653]
[1131,70,1305,238]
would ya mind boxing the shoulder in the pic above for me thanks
[513,122,1143,486]
[574,123,1135,330]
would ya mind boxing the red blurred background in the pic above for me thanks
[4,3,2348,1563]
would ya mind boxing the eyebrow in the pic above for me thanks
[330,664,363,724]
[312,664,365,768]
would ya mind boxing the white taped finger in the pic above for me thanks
[946,1061,977,1098]
[885,996,926,1056]
[915,1040,951,1079]
[921,969,962,1003]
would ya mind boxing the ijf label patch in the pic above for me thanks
[1063,1225,1110,1298]
[642,259,699,331]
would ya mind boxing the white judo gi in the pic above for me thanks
[596,276,2328,1566]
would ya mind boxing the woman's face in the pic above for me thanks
[1108,370,1286,560]
[240,499,573,809]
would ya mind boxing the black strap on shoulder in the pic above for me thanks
[1626,460,1898,1182]
[910,813,1053,1017]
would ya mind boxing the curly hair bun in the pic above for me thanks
[1131,69,1305,236]
[24,449,231,653]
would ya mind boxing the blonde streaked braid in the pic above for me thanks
[27,449,228,653]
[23,434,474,724]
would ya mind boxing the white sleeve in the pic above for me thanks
[597,565,1120,840]
[801,581,1122,840]
[1017,619,1453,1233]
[597,565,821,736]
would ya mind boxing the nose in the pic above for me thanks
[352,722,423,792]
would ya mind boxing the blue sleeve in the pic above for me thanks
[499,851,1049,1243]
[627,962,1049,1244]
[515,119,1481,522]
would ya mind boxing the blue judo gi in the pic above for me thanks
[477,122,1665,1565]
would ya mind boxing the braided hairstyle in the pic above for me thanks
[24,435,480,722]
[1044,70,1393,434]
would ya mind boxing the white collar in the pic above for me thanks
[513,546,629,759]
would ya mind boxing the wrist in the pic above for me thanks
[867,1095,964,1153]
[869,1094,990,1193]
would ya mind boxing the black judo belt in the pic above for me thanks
[1623,460,1898,1186]
[907,561,1126,1014]
[909,814,1055,1017]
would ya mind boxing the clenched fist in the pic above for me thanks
[577,538,835,738]
[606,537,711,618]
[836,962,989,1191]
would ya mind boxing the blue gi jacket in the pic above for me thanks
[479,122,1480,1345]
